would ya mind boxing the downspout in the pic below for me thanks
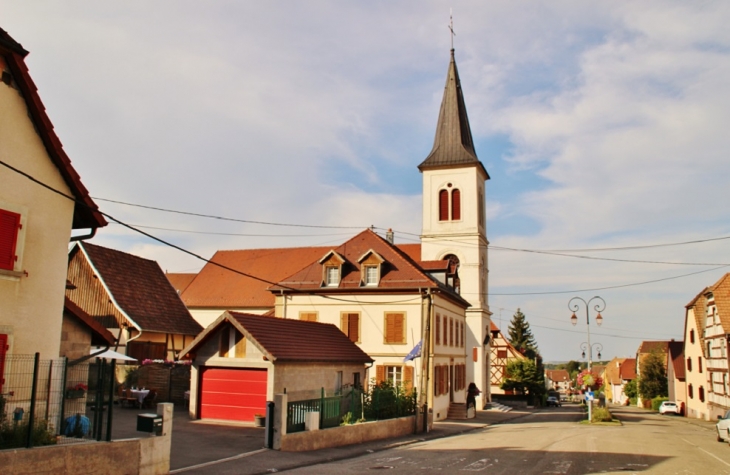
[69,227,98,242]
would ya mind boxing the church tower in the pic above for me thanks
[419,48,492,403]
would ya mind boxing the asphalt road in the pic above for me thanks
[284,404,730,475]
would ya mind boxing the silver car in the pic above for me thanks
[717,410,730,442]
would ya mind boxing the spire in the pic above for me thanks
[418,49,489,179]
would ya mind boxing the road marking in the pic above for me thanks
[462,458,492,471]
[169,448,268,473]
[681,438,730,468]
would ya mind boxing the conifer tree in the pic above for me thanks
[508,308,539,360]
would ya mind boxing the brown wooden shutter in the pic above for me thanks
[435,315,440,345]
[404,365,414,391]
[234,330,246,358]
[376,365,385,384]
[348,313,359,342]
[0,209,21,271]
[385,313,404,344]
[300,312,317,322]
[451,189,461,220]
[219,326,230,357]
[450,319,454,346]
[439,190,449,221]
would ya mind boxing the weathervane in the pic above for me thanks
[449,9,456,50]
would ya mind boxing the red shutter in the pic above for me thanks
[439,190,449,221]
[0,334,7,392]
[0,209,21,271]
[451,189,461,220]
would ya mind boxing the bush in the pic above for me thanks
[629,397,637,406]
[363,379,417,421]
[651,397,668,411]
[591,406,613,423]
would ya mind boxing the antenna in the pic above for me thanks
[448,9,456,50]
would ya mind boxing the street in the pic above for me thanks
[284,404,730,475]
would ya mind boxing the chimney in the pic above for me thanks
[386,228,394,244]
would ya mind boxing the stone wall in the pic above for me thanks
[275,362,365,401]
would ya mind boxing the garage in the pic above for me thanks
[199,367,267,422]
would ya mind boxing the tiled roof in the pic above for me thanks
[619,358,637,380]
[79,242,202,335]
[397,243,421,263]
[604,357,627,385]
[638,341,670,354]
[0,28,106,230]
[271,229,470,308]
[181,246,330,308]
[418,49,489,179]
[709,273,730,331]
[591,365,605,378]
[63,297,115,347]
[420,260,450,271]
[166,273,197,294]
[545,369,570,382]
[668,340,685,381]
[182,312,373,364]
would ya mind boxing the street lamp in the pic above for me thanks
[581,342,603,361]
[568,296,606,371]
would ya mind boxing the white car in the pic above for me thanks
[658,401,681,415]
[717,410,730,442]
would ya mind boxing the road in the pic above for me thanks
[285,404,730,474]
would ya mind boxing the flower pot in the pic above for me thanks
[66,389,85,399]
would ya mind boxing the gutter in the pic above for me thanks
[69,227,98,242]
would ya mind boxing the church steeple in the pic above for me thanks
[418,49,489,179]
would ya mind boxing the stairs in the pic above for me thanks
[487,402,513,412]
[447,402,469,419]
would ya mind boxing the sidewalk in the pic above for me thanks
[171,408,533,475]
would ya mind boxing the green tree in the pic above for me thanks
[508,308,539,360]
[638,351,668,399]
[624,379,638,399]
[501,359,546,404]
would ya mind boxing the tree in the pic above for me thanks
[638,350,668,399]
[624,379,638,400]
[508,308,539,360]
[501,359,546,404]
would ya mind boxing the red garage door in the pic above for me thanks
[199,367,267,422]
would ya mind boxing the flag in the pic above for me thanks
[403,340,423,362]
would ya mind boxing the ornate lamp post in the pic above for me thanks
[581,342,603,361]
[568,296,606,371]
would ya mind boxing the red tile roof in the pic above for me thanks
[637,341,670,354]
[668,340,685,381]
[182,312,373,364]
[604,357,627,385]
[79,242,202,335]
[63,297,115,347]
[545,369,570,382]
[709,273,730,331]
[0,28,105,230]
[166,273,197,294]
[620,358,637,380]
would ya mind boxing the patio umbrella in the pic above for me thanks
[90,348,137,361]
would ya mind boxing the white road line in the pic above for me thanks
[169,448,269,473]
[681,437,730,468]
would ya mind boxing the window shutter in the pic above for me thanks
[404,366,414,391]
[341,313,348,336]
[0,333,7,392]
[435,315,440,345]
[348,313,359,342]
[234,330,247,358]
[439,190,449,221]
[451,189,461,220]
[219,326,230,357]
[0,209,21,271]
[376,365,385,384]
[300,312,317,322]
[450,319,454,346]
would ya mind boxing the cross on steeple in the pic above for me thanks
[448,9,456,50]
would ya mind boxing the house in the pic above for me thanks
[700,274,730,420]
[268,228,471,421]
[66,242,203,361]
[178,48,492,410]
[635,340,670,407]
[545,369,571,395]
[180,311,373,422]
[619,358,637,401]
[604,357,627,404]
[0,27,107,366]
[165,272,197,295]
[488,321,528,397]
[667,340,686,414]
[684,288,709,420]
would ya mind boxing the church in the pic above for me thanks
[174,47,492,421]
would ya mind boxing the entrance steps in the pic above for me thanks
[486,402,513,412]
[447,402,468,419]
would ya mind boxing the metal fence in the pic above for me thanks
[287,387,363,434]
[0,353,117,449]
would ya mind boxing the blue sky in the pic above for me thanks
[6,1,730,362]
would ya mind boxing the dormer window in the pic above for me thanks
[364,265,378,286]
[357,249,385,287]
[326,266,340,287]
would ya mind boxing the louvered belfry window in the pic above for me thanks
[0,209,21,271]
[439,189,449,221]
[451,189,461,220]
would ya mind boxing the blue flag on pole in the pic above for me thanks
[403,340,423,362]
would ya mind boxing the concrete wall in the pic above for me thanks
[275,362,365,401]
[60,314,92,360]
[0,403,173,475]
[280,415,415,452]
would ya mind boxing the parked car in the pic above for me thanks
[547,396,561,407]
[658,401,681,415]
[717,410,730,442]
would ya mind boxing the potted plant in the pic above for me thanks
[66,383,88,399]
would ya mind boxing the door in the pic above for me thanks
[199,367,267,422]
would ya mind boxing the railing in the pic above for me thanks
[286,387,362,434]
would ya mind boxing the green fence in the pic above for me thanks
[286,388,363,434]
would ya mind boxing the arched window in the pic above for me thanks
[688,384,693,399]
[439,190,449,221]
[444,254,460,293]
[451,189,461,220]
[690,329,695,344]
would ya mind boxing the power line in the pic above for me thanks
[110,222,357,238]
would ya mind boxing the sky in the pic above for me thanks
[5,1,730,362]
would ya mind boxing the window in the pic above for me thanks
[434,365,448,396]
[687,357,692,372]
[699,357,703,373]
[218,325,246,358]
[699,386,705,402]
[353,372,361,389]
[690,329,695,344]
[364,265,378,286]
[435,315,441,345]
[688,384,693,399]
[384,312,406,344]
[439,189,449,221]
[0,208,23,272]
[377,365,413,390]
[450,318,454,347]
[478,190,484,226]
[326,266,340,287]
[336,371,343,394]
[451,189,461,220]
[128,341,166,361]
[299,312,318,322]
[341,313,360,342]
